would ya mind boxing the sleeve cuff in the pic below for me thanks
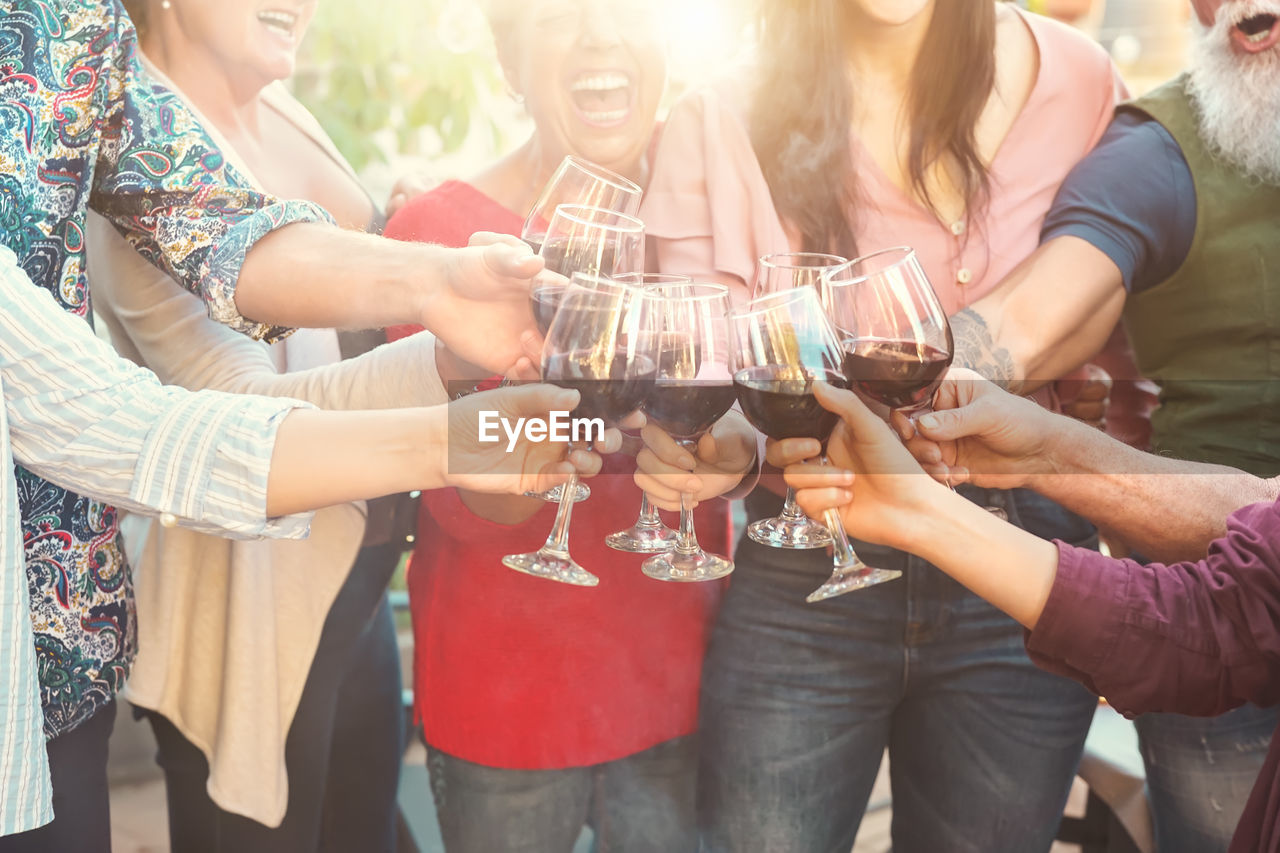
[199,199,334,343]
[1026,541,1130,675]
[131,390,315,539]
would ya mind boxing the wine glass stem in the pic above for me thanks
[637,494,663,528]
[675,491,701,556]
[819,456,860,570]
[779,487,808,521]
[674,439,701,556]
[542,471,581,554]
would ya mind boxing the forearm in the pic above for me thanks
[951,237,1126,393]
[235,224,444,330]
[1028,420,1280,561]
[266,406,447,516]
[909,487,1061,628]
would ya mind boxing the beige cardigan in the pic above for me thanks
[86,73,445,826]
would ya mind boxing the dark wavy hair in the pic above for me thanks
[749,1,997,257]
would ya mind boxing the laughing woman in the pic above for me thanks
[641,2,1126,850]
[383,1,734,850]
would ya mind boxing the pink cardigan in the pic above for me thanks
[642,11,1124,316]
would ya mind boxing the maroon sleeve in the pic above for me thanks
[1025,499,1280,718]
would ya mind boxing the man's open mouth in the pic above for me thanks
[1232,12,1280,53]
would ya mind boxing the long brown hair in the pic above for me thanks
[749,0,996,257]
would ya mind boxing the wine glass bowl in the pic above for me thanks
[522,155,643,250]
[823,247,954,417]
[754,252,848,300]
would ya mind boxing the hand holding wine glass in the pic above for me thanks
[502,277,656,586]
[632,409,758,511]
[729,287,901,601]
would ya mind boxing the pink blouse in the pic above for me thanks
[641,11,1125,317]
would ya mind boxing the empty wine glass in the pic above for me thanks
[605,273,693,553]
[640,284,737,582]
[743,252,848,550]
[526,205,645,502]
[522,155,643,251]
[730,287,901,602]
[504,277,656,586]
[823,247,1007,519]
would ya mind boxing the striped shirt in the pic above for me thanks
[0,247,315,834]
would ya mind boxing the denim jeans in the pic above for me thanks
[697,487,1100,853]
[1136,703,1276,853]
[426,736,698,853]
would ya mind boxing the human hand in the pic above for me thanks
[445,383,622,496]
[634,410,758,510]
[1055,363,1111,430]
[782,384,944,551]
[386,170,439,219]
[424,232,551,375]
[895,368,1063,489]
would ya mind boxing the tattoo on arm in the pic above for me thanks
[951,308,1016,389]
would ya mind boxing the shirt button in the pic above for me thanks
[950,220,966,236]
[159,512,178,529]
[956,267,973,284]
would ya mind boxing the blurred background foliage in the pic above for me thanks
[291,0,521,176]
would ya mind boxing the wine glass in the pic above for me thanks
[730,287,901,602]
[522,155,643,251]
[640,283,738,582]
[605,273,694,553]
[822,247,1008,518]
[743,252,848,550]
[503,277,656,586]
[526,205,645,502]
[753,251,847,300]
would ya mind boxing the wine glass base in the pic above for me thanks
[502,550,599,587]
[642,549,734,583]
[605,525,678,553]
[524,482,591,503]
[747,515,832,550]
[805,566,902,603]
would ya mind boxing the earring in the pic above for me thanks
[161,0,171,8]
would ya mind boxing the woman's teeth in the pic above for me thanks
[257,9,298,36]
[570,72,632,124]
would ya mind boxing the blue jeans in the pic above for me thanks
[426,736,698,853]
[1136,704,1276,853]
[697,487,1100,853]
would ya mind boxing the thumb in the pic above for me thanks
[914,399,999,442]
[504,383,579,417]
[812,382,885,441]
[483,241,543,279]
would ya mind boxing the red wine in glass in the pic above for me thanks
[543,349,656,423]
[840,338,952,412]
[733,365,848,444]
[645,381,737,440]
[532,286,564,337]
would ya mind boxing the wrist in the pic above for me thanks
[1024,412,1095,490]
[420,404,451,490]
[407,243,450,330]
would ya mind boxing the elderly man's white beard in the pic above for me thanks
[1187,3,1280,185]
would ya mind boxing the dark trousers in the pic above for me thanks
[0,701,117,853]
[141,543,405,853]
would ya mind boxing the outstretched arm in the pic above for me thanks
[902,371,1279,561]
[950,235,1126,392]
